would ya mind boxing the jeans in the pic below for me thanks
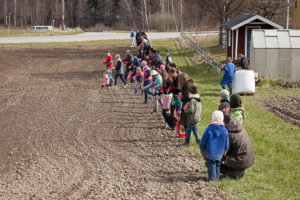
[154,94,163,112]
[106,68,114,85]
[125,68,130,81]
[114,74,127,86]
[144,80,154,103]
[206,159,221,181]
[135,83,143,94]
[185,123,200,142]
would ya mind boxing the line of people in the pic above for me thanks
[100,36,254,182]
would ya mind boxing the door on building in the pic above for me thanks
[246,26,260,58]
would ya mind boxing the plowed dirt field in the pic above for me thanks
[0,45,226,199]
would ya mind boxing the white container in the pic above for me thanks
[232,70,255,94]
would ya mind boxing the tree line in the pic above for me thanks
[0,0,291,31]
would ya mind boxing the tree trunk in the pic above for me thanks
[180,0,183,31]
[14,0,17,26]
[219,0,227,45]
[142,0,150,32]
[171,0,178,32]
[5,0,7,26]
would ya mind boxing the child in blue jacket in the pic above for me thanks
[200,110,229,181]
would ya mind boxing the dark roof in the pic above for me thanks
[221,14,256,28]
[221,13,283,30]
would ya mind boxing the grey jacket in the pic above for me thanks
[180,80,194,126]
[184,93,202,124]
[115,60,123,74]
[223,118,255,170]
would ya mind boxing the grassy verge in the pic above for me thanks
[153,38,300,199]
[0,29,84,37]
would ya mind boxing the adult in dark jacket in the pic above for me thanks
[178,73,194,129]
[221,111,255,179]
[238,54,249,70]
[123,50,134,81]
[113,54,127,87]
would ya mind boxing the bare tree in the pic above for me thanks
[142,0,150,31]
[14,0,17,26]
[171,0,178,32]
[180,0,183,31]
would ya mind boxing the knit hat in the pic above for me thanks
[220,89,230,99]
[212,110,224,122]
[230,94,242,108]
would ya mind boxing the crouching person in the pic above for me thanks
[182,86,202,146]
[221,111,255,179]
[200,111,229,181]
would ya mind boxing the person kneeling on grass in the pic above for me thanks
[200,110,229,181]
[182,86,202,146]
[221,110,255,179]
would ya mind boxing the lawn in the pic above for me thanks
[0,28,84,37]
[153,38,300,200]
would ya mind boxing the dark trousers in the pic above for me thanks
[220,164,245,179]
[114,74,127,86]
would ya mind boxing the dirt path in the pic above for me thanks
[0,46,226,199]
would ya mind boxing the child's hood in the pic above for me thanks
[208,123,226,137]
[189,93,201,102]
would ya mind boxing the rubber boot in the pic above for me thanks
[176,118,185,138]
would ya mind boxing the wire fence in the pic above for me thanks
[180,31,222,71]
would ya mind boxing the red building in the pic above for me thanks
[221,14,283,61]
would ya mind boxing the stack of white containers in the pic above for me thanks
[232,70,256,94]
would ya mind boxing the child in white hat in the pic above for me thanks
[200,110,229,181]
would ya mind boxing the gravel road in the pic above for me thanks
[0,45,226,199]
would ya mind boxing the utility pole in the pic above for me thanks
[287,0,290,29]
[62,0,65,31]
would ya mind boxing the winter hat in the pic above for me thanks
[151,70,158,76]
[220,89,230,99]
[230,94,242,108]
[189,86,198,94]
[212,110,224,122]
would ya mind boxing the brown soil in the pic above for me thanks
[0,45,226,199]
[261,96,300,127]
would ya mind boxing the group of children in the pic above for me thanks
[100,35,246,181]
